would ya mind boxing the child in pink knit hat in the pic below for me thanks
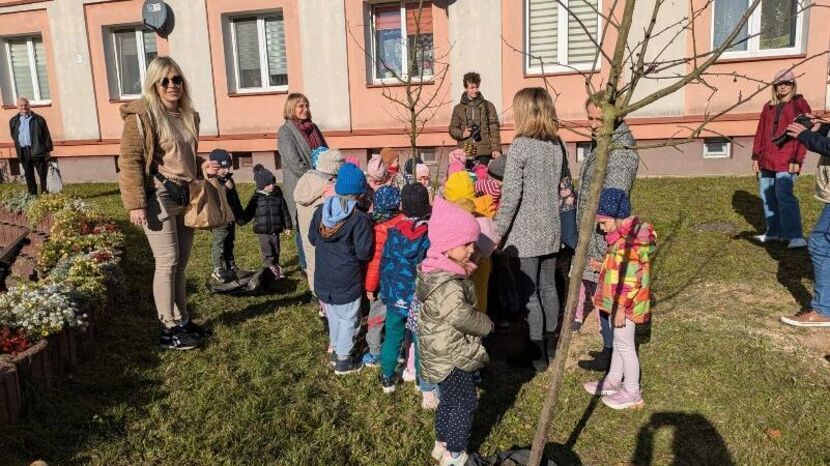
[417,197,493,465]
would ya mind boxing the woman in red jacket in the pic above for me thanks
[752,69,810,249]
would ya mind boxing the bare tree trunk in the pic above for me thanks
[527,113,617,465]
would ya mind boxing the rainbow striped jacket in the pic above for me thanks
[592,217,656,324]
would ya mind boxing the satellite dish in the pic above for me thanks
[142,0,173,37]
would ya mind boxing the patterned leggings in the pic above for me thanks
[436,368,478,453]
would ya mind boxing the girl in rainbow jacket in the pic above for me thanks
[583,188,655,410]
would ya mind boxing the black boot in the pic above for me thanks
[531,339,548,373]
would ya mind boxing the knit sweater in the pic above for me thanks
[576,123,639,282]
[277,121,327,219]
[495,137,563,258]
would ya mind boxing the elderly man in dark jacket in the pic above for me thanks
[9,97,53,195]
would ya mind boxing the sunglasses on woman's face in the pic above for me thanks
[159,76,183,88]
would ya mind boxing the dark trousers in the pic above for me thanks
[436,368,478,453]
[20,149,48,195]
[257,233,281,267]
[293,212,307,270]
[517,254,560,342]
[211,223,236,269]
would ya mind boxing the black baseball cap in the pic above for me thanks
[209,149,232,168]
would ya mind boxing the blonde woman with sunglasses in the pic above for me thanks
[119,56,220,350]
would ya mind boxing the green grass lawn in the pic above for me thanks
[1,177,828,465]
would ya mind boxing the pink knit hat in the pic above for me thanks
[416,163,430,178]
[345,156,360,167]
[447,160,465,175]
[428,197,480,254]
[366,154,388,181]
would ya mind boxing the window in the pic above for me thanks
[232,151,253,169]
[230,13,288,92]
[110,28,157,98]
[703,137,731,158]
[526,0,601,74]
[371,2,434,82]
[713,0,804,58]
[3,36,50,103]
[576,142,592,162]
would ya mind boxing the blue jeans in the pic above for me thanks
[294,212,307,270]
[809,203,830,317]
[599,311,613,349]
[325,298,361,360]
[759,170,804,240]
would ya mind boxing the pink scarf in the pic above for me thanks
[293,119,323,150]
[420,249,477,278]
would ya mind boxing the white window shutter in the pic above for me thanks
[8,40,34,100]
[234,18,262,88]
[32,38,50,100]
[528,0,558,66]
[265,14,288,86]
[567,0,599,66]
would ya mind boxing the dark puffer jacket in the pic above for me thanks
[239,187,293,234]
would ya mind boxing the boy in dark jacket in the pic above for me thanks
[308,163,374,375]
[210,149,243,283]
[239,164,293,279]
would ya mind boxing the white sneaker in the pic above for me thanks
[439,451,469,466]
[402,367,416,382]
[431,441,447,461]
[788,238,808,249]
[754,234,783,243]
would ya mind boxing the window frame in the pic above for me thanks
[3,35,50,105]
[369,2,435,85]
[229,13,289,94]
[702,137,732,159]
[110,27,156,100]
[711,0,807,60]
[524,0,603,75]
[576,141,592,162]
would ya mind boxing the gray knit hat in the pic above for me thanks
[316,148,345,176]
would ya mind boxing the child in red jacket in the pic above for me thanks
[362,185,404,366]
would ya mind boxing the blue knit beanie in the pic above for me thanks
[596,188,631,219]
[310,146,328,171]
[335,163,368,196]
[374,185,401,214]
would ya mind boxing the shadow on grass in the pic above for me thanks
[732,190,812,310]
[631,412,734,465]
[208,287,311,327]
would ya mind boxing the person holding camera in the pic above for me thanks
[779,115,830,327]
[449,72,501,166]
[751,69,811,249]
[119,56,218,350]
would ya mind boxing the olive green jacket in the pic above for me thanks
[449,93,501,155]
[416,269,492,384]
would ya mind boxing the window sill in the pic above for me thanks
[715,52,806,64]
[366,80,435,89]
[524,68,598,78]
[228,90,289,97]
[1,102,51,110]
[109,98,139,104]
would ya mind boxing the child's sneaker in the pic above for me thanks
[430,441,447,461]
[334,358,363,376]
[211,267,233,283]
[401,367,416,382]
[226,259,240,274]
[269,265,284,280]
[571,319,583,332]
[362,352,380,367]
[421,390,439,411]
[439,451,469,466]
[583,379,621,396]
[601,388,644,410]
[380,374,397,393]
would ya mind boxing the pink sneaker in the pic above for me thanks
[601,388,644,410]
[583,379,621,396]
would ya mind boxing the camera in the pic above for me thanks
[469,124,482,143]
[772,114,813,146]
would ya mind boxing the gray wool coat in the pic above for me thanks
[495,137,563,258]
[576,122,639,282]
[277,121,327,219]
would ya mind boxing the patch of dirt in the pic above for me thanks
[693,221,739,235]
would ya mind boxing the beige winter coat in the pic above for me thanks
[416,270,492,384]
[294,170,336,293]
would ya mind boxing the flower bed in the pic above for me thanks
[0,191,125,425]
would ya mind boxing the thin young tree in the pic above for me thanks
[522,1,825,463]
[348,0,452,177]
